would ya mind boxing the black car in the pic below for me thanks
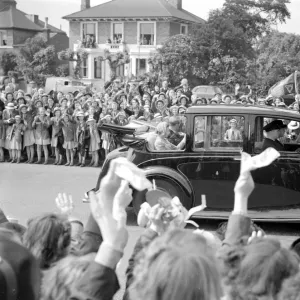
[91,105,300,222]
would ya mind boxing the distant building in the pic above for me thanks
[63,0,204,86]
[0,0,68,57]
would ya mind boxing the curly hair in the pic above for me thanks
[218,238,299,300]
[129,229,222,300]
[278,271,300,300]
[23,213,71,269]
[41,253,95,300]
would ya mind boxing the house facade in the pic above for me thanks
[0,0,69,71]
[63,0,204,88]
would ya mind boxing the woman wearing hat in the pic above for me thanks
[0,111,5,162]
[61,114,77,166]
[3,102,17,162]
[87,116,100,167]
[155,99,169,118]
[32,107,51,164]
[7,115,25,163]
[114,111,128,126]
[76,112,90,167]
[50,107,64,165]
[20,104,35,163]
[224,119,242,141]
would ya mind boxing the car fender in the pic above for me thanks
[142,166,194,202]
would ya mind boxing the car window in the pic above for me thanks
[255,116,300,152]
[194,116,206,149]
[210,115,245,150]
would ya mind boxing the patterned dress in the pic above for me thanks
[34,116,51,145]
[62,121,77,149]
[7,123,25,150]
[21,112,35,148]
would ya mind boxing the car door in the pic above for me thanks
[248,114,300,213]
[177,113,249,210]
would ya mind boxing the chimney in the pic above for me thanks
[44,17,48,29]
[167,0,182,10]
[81,0,90,10]
[0,0,17,10]
[25,14,39,24]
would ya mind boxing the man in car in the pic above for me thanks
[167,116,185,146]
[262,120,287,151]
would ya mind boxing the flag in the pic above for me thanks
[268,71,300,98]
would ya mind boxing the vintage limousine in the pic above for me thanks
[92,105,300,222]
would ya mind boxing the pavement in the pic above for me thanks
[0,163,299,300]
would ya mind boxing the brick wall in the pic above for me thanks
[124,22,137,44]
[170,22,180,37]
[13,29,37,45]
[69,21,81,48]
[156,22,170,45]
[98,22,110,44]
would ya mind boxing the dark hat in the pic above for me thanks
[85,93,93,98]
[0,234,40,300]
[73,91,79,97]
[263,120,287,132]
[159,92,166,97]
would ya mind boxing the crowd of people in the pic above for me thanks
[0,150,300,300]
[0,77,299,166]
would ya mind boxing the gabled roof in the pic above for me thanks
[0,5,41,31]
[63,0,205,24]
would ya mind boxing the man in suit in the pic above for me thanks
[261,120,287,151]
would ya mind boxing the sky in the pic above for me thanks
[17,0,300,35]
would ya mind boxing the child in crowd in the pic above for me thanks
[20,104,35,163]
[8,115,25,163]
[76,112,90,167]
[0,111,5,162]
[61,114,77,166]
[86,116,100,167]
[50,108,64,165]
[32,107,51,164]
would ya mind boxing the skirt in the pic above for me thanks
[23,130,35,148]
[0,139,5,147]
[9,136,22,150]
[51,136,58,147]
[89,139,100,152]
[101,132,110,150]
[63,141,77,150]
[35,138,51,146]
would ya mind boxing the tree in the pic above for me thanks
[256,31,300,93]
[16,35,56,86]
[222,0,291,40]
[0,51,18,75]
[57,48,88,79]
[148,35,210,87]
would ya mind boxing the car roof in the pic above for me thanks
[186,104,300,119]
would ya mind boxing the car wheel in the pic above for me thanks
[132,177,189,216]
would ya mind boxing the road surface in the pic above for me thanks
[0,163,298,299]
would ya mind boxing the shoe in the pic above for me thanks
[43,160,48,165]
[34,160,41,164]
[53,161,58,165]
[11,159,15,163]
[6,159,12,163]
[80,163,85,168]
[65,162,70,166]
[24,160,30,164]
[76,162,81,167]
[88,162,94,167]
[0,159,4,163]
[93,164,99,168]
[16,159,20,164]
[57,159,63,166]
[28,160,33,164]
[69,162,74,166]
